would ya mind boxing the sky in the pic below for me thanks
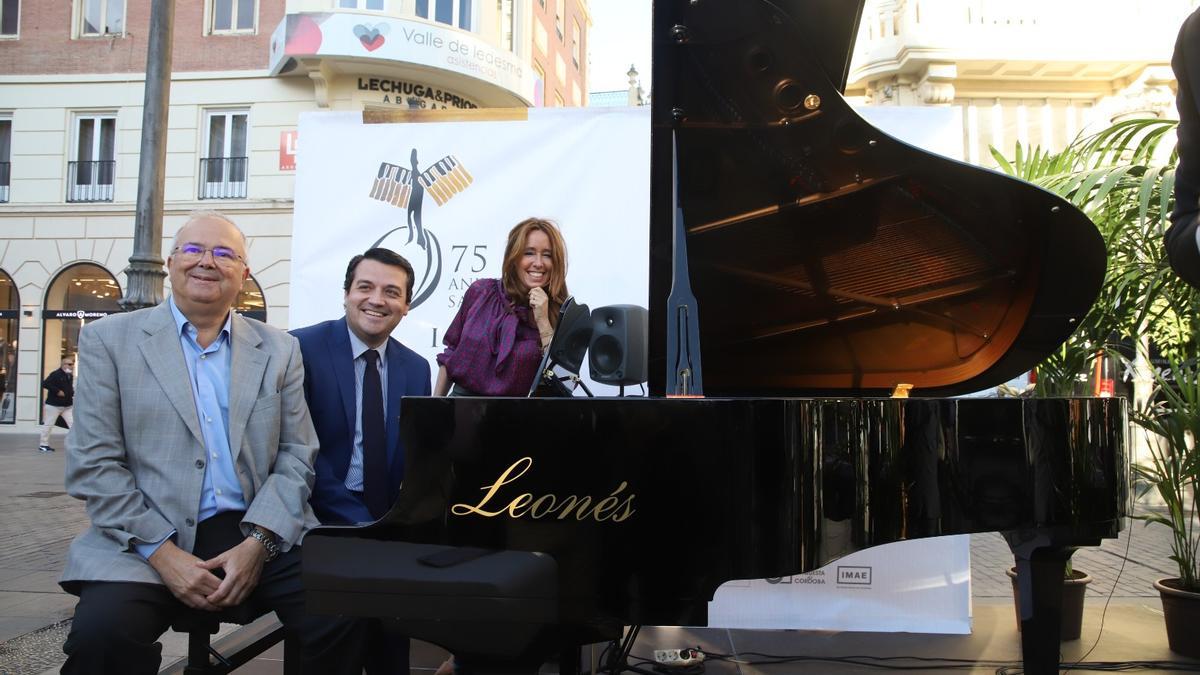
[586,0,652,94]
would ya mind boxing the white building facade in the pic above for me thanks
[846,0,1197,165]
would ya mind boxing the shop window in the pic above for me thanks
[77,0,124,36]
[200,109,248,200]
[0,270,18,424]
[1,0,18,36]
[209,0,256,33]
[236,274,267,322]
[0,115,10,203]
[41,264,122,423]
[68,113,115,203]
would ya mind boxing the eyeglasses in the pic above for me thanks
[173,243,245,267]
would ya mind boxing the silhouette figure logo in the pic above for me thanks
[367,149,473,308]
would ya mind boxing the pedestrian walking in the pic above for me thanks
[39,354,73,452]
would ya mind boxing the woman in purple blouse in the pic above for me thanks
[434,217,570,397]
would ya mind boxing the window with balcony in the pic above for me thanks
[77,0,125,36]
[415,0,471,30]
[338,0,384,9]
[68,114,115,203]
[209,0,256,33]
[200,109,248,200]
[555,9,562,41]
[0,116,9,203]
[1,0,19,36]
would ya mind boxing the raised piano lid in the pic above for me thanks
[647,0,1107,398]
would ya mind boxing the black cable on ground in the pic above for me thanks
[1062,511,1139,673]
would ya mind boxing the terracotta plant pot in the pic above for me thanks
[1006,567,1091,641]
[1154,578,1200,659]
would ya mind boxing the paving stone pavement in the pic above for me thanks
[0,429,1182,674]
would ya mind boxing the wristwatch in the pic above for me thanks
[248,526,280,562]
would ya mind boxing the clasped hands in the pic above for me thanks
[148,536,269,611]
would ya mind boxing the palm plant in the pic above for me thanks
[990,117,1197,396]
[994,118,1200,592]
[1134,346,1200,591]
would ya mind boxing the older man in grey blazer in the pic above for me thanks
[60,212,355,674]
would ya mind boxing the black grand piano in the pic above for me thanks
[303,1,1128,673]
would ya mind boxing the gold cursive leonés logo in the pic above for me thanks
[451,457,636,522]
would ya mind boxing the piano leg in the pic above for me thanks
[1005,535,1074,675]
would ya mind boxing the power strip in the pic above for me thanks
[652,648,705,667]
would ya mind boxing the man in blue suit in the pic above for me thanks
[292,247,431,674]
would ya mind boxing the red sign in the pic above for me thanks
[279,130,298,171]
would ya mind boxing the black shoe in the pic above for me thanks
[38,445,53,453]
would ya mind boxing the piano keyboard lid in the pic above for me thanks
[646,0,1107,398]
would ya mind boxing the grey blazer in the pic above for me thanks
[61,301,320,588]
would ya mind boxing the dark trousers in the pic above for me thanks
[61,512,368,675]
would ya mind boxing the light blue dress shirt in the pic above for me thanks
[344,327,388,493]
[134,298,246,559]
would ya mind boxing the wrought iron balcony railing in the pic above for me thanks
[67,160,115,202]
[199,156,248,200]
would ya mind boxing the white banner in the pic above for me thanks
[291,107,650,396]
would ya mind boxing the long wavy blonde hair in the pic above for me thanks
[501,217,569,327]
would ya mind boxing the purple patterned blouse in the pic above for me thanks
[436,278,543,396]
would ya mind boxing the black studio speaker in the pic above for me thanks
[588,305,648,385]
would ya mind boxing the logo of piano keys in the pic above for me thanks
[366,151,474,309]
[836,565,872,586]
[369,164,414,208]
[368,155,472,208]
[420,156,473,206]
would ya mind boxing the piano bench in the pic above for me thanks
[164,610,299,675]
[305,538,558,660]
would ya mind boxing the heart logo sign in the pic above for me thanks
[353,23,389,52]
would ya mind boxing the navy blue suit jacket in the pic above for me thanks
[291,318,432,525]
